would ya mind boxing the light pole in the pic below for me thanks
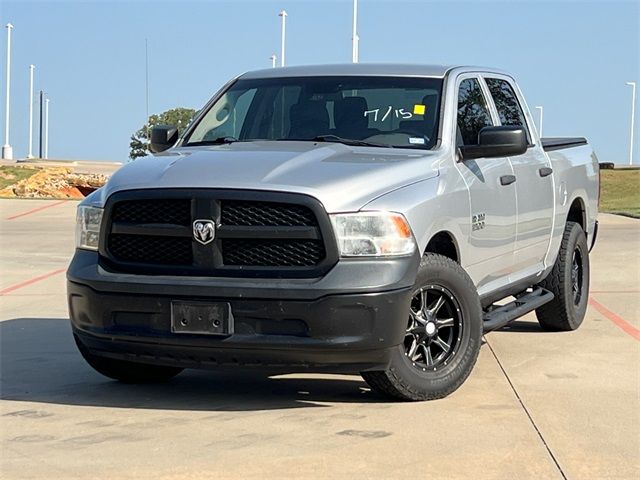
[27,64,34,158]
[270,54,277,68]
[44,98,49,159]
[626,81,636,166]
[38,90,43,158]
[535,106,544,138]
[2,23,14,160]
[352,0,359,63]
[145,39,150,141]
[279,10,287,67]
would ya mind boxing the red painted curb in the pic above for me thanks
[6,200,68,220]
[0,268,66,296]
[589,297,640,341]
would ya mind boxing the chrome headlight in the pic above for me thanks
[329,211,416,257]
[75,206,103,251]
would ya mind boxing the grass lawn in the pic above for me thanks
[0,166,38,190]
[599,169,640,218]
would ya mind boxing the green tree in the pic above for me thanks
[129,107,197,160]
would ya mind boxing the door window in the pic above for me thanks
[456,78,493,146]
[485,78,530,142]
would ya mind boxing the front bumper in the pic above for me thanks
[68,250,419,372]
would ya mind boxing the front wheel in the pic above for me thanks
[362,253,482,401]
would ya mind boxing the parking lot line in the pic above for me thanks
[6,200,68,220]
[588,297,640,341]
[486,339,568,479]
[0,268,66,296]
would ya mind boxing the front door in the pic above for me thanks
[454,76,517,294]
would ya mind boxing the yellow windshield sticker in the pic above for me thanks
[413,104,426,115]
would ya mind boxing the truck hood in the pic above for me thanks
[99,141,442,212]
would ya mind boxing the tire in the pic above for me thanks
[361,253,482,401]
[535,221,589,331]
[74,335,183,383]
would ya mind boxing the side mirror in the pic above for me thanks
[459,126,528,160]
[149,125,179,153]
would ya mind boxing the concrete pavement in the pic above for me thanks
[0,198,638,479]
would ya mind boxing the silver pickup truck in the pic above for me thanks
[68,64,599,401]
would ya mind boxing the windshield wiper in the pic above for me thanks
[283,135,393,148]
[186,136,238,146]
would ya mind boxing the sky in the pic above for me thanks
[0,0,638,163]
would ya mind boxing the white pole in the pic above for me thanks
[44,98,49,159]
[27,64,34,158]
[352,0,359,63]
[535,105,544,138]
[2,23,14,160]
[145,38,150,143]
[626,82,636,166]
[270,54,277,68]
[145,39,149,122]
[279,10,287,67]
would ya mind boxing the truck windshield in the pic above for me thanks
[184,76,443,150]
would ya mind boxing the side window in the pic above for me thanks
[485,78,530,142]
[457,78,493,146]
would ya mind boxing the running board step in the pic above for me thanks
[482,288,554,333]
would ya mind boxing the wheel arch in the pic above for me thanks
[424,230,460,263]
[567,196,587,232]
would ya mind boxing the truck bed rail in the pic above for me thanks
[541,137,588,152]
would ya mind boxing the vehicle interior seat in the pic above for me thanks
[398,93,439,141]
[334,96,377,140]
[288,100,330,139]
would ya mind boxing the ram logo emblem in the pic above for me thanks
[193,219,216,245]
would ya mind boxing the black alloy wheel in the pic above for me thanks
[361,253,482,401]
[571,248,584,306]
[405,285,463,371]
[536,221,590,331]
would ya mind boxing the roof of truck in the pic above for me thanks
[239,63,460,79]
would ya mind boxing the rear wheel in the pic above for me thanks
[361,253,482,401]
[536,221,590,331]
[74,335,183,383]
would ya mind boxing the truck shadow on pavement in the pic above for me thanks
[0,318,383,411]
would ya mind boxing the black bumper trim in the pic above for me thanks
[69,281,413,372]
[74,330,398,373]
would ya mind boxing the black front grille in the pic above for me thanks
[109,234,193,264]
[102,191,336,277]
[222,239,324,267]
[112,199,190,225]
[221,201,316,227]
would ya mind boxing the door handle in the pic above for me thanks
[500,175,516,186]
[539,167,553,177]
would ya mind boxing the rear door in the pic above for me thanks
[454,75,517,292]
[483,76,554,276]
